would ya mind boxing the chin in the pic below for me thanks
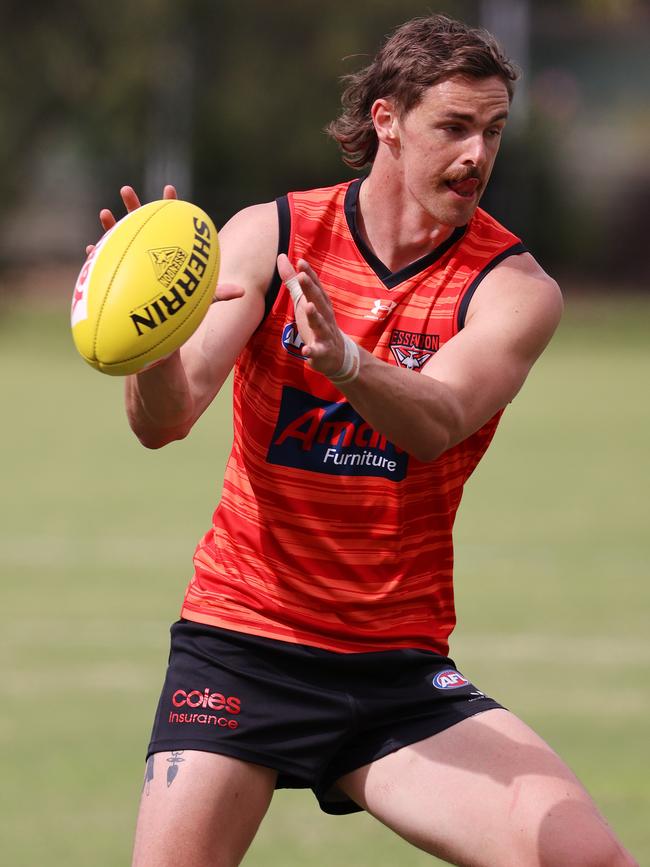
[427,194,478,228]
[430,190,480,229]
[444,201,479,226]
[433,208,475,228]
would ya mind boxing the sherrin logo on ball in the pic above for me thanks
[71,199,220,375]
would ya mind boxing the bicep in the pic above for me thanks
[178,202,279,416]
[422,255,563,444]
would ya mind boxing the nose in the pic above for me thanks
[462,133,488,168]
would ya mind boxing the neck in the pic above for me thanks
[358,164,456,273]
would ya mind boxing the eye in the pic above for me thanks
[486,128,503,138]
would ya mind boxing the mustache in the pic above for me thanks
[444,168,482,184]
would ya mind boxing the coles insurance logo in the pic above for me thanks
[267,386,408,482]
[168,688,242,730]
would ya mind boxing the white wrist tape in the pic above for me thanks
[329,333,361,385]
[285,275,304,308]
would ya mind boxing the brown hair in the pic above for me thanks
[326,14,519,169]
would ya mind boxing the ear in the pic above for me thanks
[371,98,400,146]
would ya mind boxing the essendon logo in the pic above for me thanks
[148,246,188,288]
[267,386,408,482]
[389,330,440,370]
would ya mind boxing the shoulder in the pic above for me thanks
[217,201,280,297]
[465,251,564,358]
[219,200,279,245]
[480,251,564,321]
[464,208,559,317]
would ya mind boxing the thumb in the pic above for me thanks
[212,282,245,303]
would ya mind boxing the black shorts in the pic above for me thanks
[147,619,503,814]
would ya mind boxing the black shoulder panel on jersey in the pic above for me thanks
[456,242,527,330]
[259,196,291,326]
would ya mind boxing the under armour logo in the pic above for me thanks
[364,299,398,321]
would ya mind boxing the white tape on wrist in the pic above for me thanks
[285,275,304,308]
[329,333,361,385]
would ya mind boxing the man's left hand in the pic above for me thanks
[276,254,346,377]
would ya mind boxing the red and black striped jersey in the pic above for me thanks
[181,178,525,654]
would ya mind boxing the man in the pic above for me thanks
[97,14,636,867]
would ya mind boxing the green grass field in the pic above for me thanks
[1,293,648,865]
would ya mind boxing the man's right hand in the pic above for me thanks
[85,184,178,255]
[85,184,244,304]
[122,198,278,448]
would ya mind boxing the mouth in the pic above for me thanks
[445,176,481,199]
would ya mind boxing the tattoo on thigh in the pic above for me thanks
[143,755,154,796]
[166,751,185,788]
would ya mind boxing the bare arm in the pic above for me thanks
[278,252,563,462]
[96,190,280,448]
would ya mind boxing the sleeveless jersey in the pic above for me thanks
[181,178,525,655]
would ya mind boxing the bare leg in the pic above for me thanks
[339,709,637,867]
[132,750,277,867]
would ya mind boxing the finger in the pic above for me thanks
[296,260,330,307]
[212,283,245,303]
[304,301,332,339]
[278,254,321,299]
[296,260,332,318]
[303,300,319,319]
[277,253,307,309]
[139,348,180,373]
[120,185,142,212]
[298,301,327,346]
[163,184,178,200]
[300,336,333,369]
[297,259,323,289]
[276,253,298,283]
[99,209,116,232]
[85,244,95,256]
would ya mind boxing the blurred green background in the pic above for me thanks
[1,1,648,865]
[1,0,648,285]
[1,297,648,865]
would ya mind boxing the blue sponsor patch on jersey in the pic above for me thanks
[267,386,408,482]
[281,322,306,359]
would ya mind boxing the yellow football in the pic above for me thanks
[71,199,220,375]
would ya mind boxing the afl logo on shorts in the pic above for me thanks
[432,670,469,690]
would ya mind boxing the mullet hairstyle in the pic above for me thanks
[326,14,519,169]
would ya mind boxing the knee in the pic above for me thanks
[573,852,637,867]
[538,838,637,867]
[535,800,637,867]
[584,849,638,867]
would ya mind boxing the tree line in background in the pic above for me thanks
[1,0,648,287]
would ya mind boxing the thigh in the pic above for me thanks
[132,750,277,867]
[338,709,634,867]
